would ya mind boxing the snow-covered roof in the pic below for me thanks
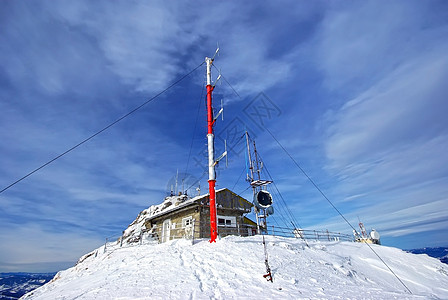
[145,187,227,221]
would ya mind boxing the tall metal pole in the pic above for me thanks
[245,132,260,233]
[253,141,262,181]
[245,132,254,182]
[206,56,218,243]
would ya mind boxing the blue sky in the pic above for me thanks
[1,0,447,272]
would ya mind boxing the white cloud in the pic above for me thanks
[300,2,448,243]
[325,53,448,168]
[313,1,445,92]
[318,51,448,241]
[53,1,300,98]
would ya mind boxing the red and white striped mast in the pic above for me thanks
[205,53,218,243]
[204,49,225,243]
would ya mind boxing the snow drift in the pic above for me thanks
[22,236,448,299]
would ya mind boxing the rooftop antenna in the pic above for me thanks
[196,182,201,196]
[175,169,179,195]
[182,178,185,195]
[205,47,226,243]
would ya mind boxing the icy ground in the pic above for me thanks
[22,236,448,299]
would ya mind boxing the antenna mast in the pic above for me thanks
[206,50,219,243]
[245,132,273,234]
[245,132,260,231]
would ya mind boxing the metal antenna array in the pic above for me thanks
[245,132,274,282]
[244,132,273,234]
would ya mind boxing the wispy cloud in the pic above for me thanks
[306,1,448,248]
[325,53,448,167]
[243,1,448,249]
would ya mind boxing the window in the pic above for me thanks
[182,216,193,228]
[217,215,236,227]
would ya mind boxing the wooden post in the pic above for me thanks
[192,219,196,245]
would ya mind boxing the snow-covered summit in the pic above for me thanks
[22,236,448,299]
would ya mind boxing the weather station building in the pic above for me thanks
[122,188,257,244]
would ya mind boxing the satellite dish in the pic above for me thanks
[254,190,273,209]
[370,229,380,240]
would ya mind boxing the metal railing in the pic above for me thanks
[101,229,159,254]
[100,222,353,254]
[266,226,354,242]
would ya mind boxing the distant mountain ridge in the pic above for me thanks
[0,273,55,300]
[407,247,448,265]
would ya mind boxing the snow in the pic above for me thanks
[22,236,448,299]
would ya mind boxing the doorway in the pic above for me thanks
[162,219,171,243]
